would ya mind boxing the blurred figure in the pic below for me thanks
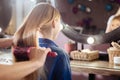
[106,7,120,33]
[106,15,120,33]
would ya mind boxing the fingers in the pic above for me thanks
[45,48,51,54]
[36,47,51,55]
[29,47,51,60]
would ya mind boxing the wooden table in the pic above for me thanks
[70,60,120,80]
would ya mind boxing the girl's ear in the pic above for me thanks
[52,18,58,28]
[52,20,55,28]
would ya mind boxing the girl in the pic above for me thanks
[13,2,71,80]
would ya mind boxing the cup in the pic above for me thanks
[114,57,120,66]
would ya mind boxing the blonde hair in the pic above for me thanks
[113,14,120,21]
[13,2,60,80]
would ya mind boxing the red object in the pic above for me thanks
[13,47,30,61]
[13,47,57,61]
[48,52,57,57]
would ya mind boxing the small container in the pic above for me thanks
[107,47,120,64]
[114,57,120,66]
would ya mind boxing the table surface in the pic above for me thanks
[70,60,120,76]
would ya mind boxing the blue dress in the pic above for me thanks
[39,38,72,80]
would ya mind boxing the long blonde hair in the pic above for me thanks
[113,14,120,21]
[13,2,60,80]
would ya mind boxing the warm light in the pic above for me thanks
[87,37,95,44]
[0,27,2,32]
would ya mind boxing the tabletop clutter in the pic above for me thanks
[70,49,99,61]
[107,42,120,65]
[70,41,120,65]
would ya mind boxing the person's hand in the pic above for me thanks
[29,47,51,66]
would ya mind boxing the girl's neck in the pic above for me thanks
[40,35,54,41]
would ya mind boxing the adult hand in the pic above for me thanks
[29,47,51,66]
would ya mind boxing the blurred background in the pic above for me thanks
[0,0,120,80]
